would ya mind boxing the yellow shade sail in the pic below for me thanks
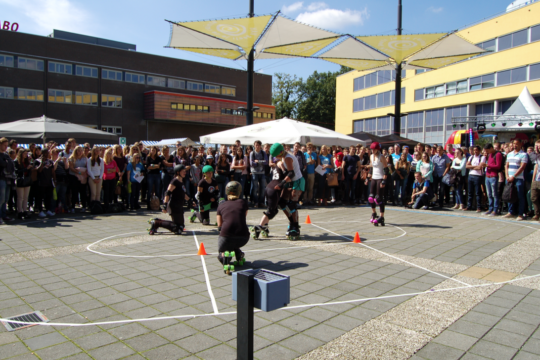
[263,36,340,57]
[322,58,388,71]
[172,47,243,60]
[179,15,273,53]
[409,53,482,69]
[357,33,447,63]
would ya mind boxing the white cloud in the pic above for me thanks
[282,2,304,14]
[306,2,328,11]
[428,6,443,13]
[296,7,369,30]
[0,0,93,34]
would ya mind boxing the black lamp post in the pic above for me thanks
[246,0,255,125]
[392,0,403,135]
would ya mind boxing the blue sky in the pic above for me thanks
[1,0,517,79]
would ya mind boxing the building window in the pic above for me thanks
[125,72,145,84]
[364,95,376,110]
[353,98,364,112]
[446,80,467,95]
[425,84,444,99]
[415,69,431,75]
[172,103,209,112]
[102,69,122,81]
[475,103,494,122]
[221,108,244,116]
[18,57,44,71]
[102,95,122,108]
[530,63,540,81]
[400,116,406,136]
[532,25,540,43]
[498,28,529,51]
[102,126,122,134]
[222,86,236,96]
[17,89,44,101]
[0,86,14,99]
[147,75,166,87]
[364,72,377,88]
[75,92,98,106]
[48,61,72,75]
[414,89,424,101]
[425,108,444,144]
[205,84,220,94]
[376,116,392,136]
[353,120,363,133]
[187,81,203,92]
[476,39,496,52]
[0,54,14,67]
[446,105,467,132]
[497,66,528,86]
[168,79,185,89]
[497,100,515,115]
[75,65,98,78]
[353,76,364,91]
[364,118,376,134]
[470,73,494,91]
[407,111,424,142]
[48,89,72,103]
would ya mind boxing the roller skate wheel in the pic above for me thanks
[224,251,230,257]
[230,265,235,271]
[239,258,245,265]
[230,251,236,258]
[223,264,230,271]
[261,231,268,238]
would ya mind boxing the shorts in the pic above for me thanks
[285,177,305,192]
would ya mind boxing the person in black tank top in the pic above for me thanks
[148,165,191,235]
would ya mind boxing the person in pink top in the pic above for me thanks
[445,144,455,160]
[102,148,119,206]
[483,144,502,216]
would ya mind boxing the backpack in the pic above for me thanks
[90,201,104,215]
[149,195,161,211]
[502,182,518,203]
[525,153,535,175]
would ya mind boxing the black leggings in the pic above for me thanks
[369,179,386,213]
[69,175,87,209]
[218,235,249,253]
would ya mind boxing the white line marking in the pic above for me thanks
[192,230,219,314]
[2,272,538,327]
[310,223,473,287]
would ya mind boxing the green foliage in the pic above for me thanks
[272,66,352,129]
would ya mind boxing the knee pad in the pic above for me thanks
[375,195,381,205]
[263,207,279,220]
[288,200,298,213]
[368,196,375,203]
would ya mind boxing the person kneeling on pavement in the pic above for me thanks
[217,181,249,275]
[410,171,432,210]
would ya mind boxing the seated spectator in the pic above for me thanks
[410,171,431,209]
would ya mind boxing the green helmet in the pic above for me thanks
[226,181,242,198]
[202,165,214,174]
[270,143,284,157]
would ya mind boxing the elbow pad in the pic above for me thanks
[195,192,201,201]
[165,190,172,197]
[285,170,295,179]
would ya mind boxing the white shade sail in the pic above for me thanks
[200,118,365,147]
[168,24,239,50]
[318,37,388,61]
[154,137,198,147]
[407,34,485,62]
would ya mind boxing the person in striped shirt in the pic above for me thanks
[504,139,528,220]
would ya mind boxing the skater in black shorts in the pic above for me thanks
[190,165,219,225]
[368,142,390,226]
[250,161,285,239]
[148,165,191,235]
[216,181,249,275]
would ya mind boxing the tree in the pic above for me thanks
[272,73,302,119]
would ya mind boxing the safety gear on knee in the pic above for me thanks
[288,200,298,213]
[264,207,279,219]
[368,196,375,203]
[375,195,382,205]
[278,197,288,210]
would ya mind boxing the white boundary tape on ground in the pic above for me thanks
[192,230,219,314]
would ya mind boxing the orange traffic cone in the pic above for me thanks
[197,242,208,255]
[353,232,361,243]
[305,215,312,224]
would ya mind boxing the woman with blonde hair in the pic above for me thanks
[87,147,104,204]
[14,149,34,219]
[103,148,119,206]
[68,146,88,213]
[122,145,130,157]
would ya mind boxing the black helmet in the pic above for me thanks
[225,181,242,197]
[174,164,185,175]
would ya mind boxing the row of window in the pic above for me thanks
[415,63,540,101]
[0,86,122,107]
[352,88,406,112]
[170,103,210,112]
[476,23,540,55]
[0,54,237,97]
[353,70,407,92]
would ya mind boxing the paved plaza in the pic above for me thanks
[1,206,540,360]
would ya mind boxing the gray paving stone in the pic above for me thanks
[416,342,465,360]
[523,339,540,355]
[432,330,478,351]
[254,343,300,360]
[303,323,345,342]
[448,320,491,338]
[143,344,190,360]
[74,332,117,350]
[23,332,66,350]
[469,340,518,360]
[175,333,221,353]
[88,342,135,360]
[34,342,82,360]
[514,351,540,360]
[484,329,528,349]
[278,333,324,354]
[196,344,237,360]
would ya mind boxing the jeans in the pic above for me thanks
[394,176,407,203]
[467,175,482,210]
[55,182,68,211]
[130,181,141,209]
[485,177,499,213]
[343,174,356,203]
[103,179,116,205]
[41,186,54,212]
[146,173,162,201]
[0,179,7,218]
[234,173,247,199]
[413,193,430,209]
[251,173,266,204]
[218,178,229,200]
[455,181,464,205]
[507,178,526,216]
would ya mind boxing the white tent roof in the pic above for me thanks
[200,118,365,147]
[169,24,239,49]
[489,87,540,130]
[318,37,388,61]
[154,137,198,147]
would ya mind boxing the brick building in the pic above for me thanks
[0,29,275,144]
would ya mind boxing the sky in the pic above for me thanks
[0,0,518,80]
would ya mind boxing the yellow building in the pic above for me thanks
[335,1,540,145]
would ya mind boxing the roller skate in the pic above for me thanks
[286,223,300,240]
[147,218,159,235]
[250,225,262,240]
[370,213,378,225]
[189,210,197,223]
[234,250,246,266]
[376,216,385,227]
[175,225,184,235]
[260,225,269,238]
[222,251,235,275]
[202,219,209,225]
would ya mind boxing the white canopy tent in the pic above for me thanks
[491,87,540,130]
[154,137,198,147]
[200,118,365,147]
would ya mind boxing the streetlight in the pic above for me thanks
[238,106,260,118]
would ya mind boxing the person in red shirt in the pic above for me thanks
[483,144,502,216]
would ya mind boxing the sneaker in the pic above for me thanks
[2,217,14,222]
[517,216,525,221]
[489,213,497,217]
[483,211,492,215]
[503,213,515,218]
[46,210,55,216]
[38,211,46,218]
[202,219,209,225]
[422,206,429,210]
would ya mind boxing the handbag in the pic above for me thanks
[502,182,518,203]
[326,173,339,187]
[16,174,32,187]
[442,170,457,187]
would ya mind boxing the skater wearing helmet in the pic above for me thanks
[148,165,191,235]
[369,142,390,226]
[216,181,249,275]
[190,165,219,225]
[269,143,305,240]
[250,160,286,240]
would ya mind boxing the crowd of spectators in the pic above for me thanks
[0,136,538,224]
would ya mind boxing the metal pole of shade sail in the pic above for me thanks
[393,0,403,135]
[246,0,255,125]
